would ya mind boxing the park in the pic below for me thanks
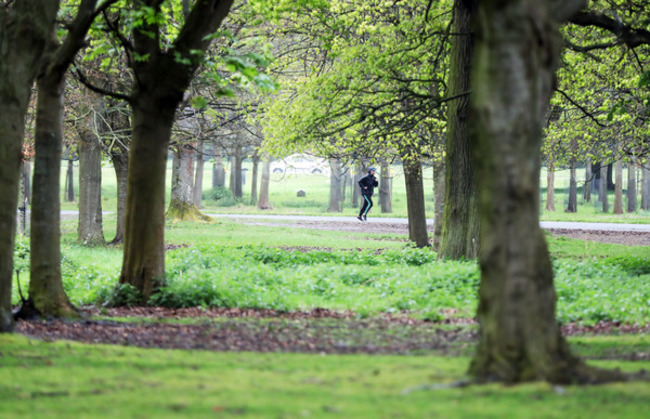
[1,1,650,417]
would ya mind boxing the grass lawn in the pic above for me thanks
[2,333,650,419]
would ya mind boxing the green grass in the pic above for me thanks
[1,334,650,419]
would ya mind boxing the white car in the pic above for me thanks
[270,154,330,175]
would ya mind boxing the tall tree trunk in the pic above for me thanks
[65,159,75,202]
[468,0,618,384]
[600,164,609,212]
[167,143,211,222]
[0,0,60,333]
[613,159,623,214]
[77,133,105,246]
[109,148,128,245]
[18,162,29,236]
[641,166,650,210]
[119,0,234,302]
[379,160,392,213]
[29,70,77,318]
[583,161,592,202]
[401,148,429,248]
[193,139,204,208]
[439,0,479,260]
[433,159,446,251]
[328,158,342,212]
[257,160,272,210]
[250,151,260,206]
[566,160,577,212]
[626,160,636,212]
[545,162,556,211]
[351,162,363,208]
[213,146,225,188]
[230,146,242,198]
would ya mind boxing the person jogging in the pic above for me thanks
[357,167,379,221]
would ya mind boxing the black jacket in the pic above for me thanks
[358,173,379,196]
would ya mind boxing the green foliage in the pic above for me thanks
[97,283,143,308]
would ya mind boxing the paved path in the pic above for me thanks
[206,213,650,232]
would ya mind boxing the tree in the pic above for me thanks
[114,0,235,301]
[467,0,625,383]
[438,0,480,260]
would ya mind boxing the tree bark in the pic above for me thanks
[626,160,636,212]
[545,162,556,211]
[600,164,609,212]
[77,133,105,246]
[109,146,128,245]
[379,160,392,213]
[119,0,234,302]
[250,151,260,206]
[193,139,204,208]
[401,148,429,248]
[229,145,243,198]
[433,159,446,251]
[213,147,225,188]
[613,159,623,214]
[641,165,650,210]
[467,0,620,384]
[566,160,577,212]
[166,143,211,222]
[351,162,363,208]
[328,158,342,212]
[28,67,77,319]
[257,160,272,210]
[65,159,75,202]
[439,0,479,260]
[583,161,592,202]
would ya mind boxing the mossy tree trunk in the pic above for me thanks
[167,143,211,222]
[0,1,61,332]
[468,0,623,384]
[439,0,479,260]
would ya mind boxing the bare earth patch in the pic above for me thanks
[15,219,649,355]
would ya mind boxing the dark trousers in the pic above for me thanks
[359,194,373,217]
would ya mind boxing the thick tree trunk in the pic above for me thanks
[109,149,128,244]
[583,161,592,202]
[28,73,77,318]
[613,159,623,214]
[250,151,260,206]
[257,160,272,210]
[328,158,342,212]
[600,164,609,212]
[167,143,211,222]
[439,0,479,260]
[627,161,636,212]
[77,133,105,246]
[402,150,429,248]
[545,162,556,211]
[193,139,204,208]
[641,165,650,210]
[566,160,577,212]
[379,160,392,213]
[120,103,175,301]
[433,160,446,251]
[467,0,620,384]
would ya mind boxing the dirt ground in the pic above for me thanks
[13,218,650,355]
